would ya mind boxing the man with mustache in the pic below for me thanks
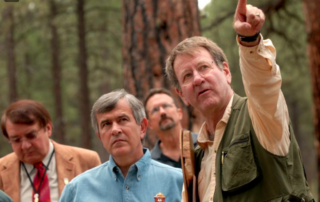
[59,89,183,202]
[165,0,314,201]
[144,88,197,168]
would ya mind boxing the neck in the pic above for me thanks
[203,93,233,134]
[156,125,181,161]
[157,125,181,150]
[113,147,144,177]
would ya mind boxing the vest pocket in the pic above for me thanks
[221,133,258,192]
[270,194,314,202]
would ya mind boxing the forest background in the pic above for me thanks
[0,0,318,200]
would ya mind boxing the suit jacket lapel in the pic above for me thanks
[0,154,20,202]
[52,141,74,196]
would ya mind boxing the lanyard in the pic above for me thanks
[22,149,55,195]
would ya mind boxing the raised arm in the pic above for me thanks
[234,0,290,156]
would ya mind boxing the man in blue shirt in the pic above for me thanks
[59,89,183,202]
[0,190,13,202]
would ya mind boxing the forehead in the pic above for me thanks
[5,120,39,136]
[174,47,213,70]
[96,98,134,121]
[146,94,174,108]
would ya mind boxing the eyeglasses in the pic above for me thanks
[179,61,215,86]
[149,103,174,115]
[8,128,43,144]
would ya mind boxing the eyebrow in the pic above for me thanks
[9,135,19,139]
[179,61,211,75]
[99,118,109,127]
[118,114,130,120]
[10,130,36,137]
[99,114,130,126]
[196,61,212,66]
[179,68,192,79]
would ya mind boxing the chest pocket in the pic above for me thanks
[221,132,258,192]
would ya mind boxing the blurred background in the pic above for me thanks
[0,0,318,200]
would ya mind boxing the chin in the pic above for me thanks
[198,100,219,111]
[25,152,46,163]
[23,157,41,164]
[112,148,130,157]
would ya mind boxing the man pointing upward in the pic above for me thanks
[165,0,314,201]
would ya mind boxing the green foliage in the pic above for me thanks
[201,0,313,141]
[0,1,316,195]
[0,0,122,156]
[200,0,316,196]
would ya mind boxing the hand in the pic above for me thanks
[233,0,265,37]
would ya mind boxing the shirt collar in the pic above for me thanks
[109,148,151,182]
[150,139,161,159]
[197,95,234,149]
[22,140,54,174]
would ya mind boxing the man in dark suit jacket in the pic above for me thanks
[0,99,101,202]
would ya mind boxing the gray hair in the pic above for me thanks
[91,89,146,134]
[165,36,228,90]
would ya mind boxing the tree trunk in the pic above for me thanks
[49,0,65,143]
[302,0,320,199]
[122,0,202,148]
[77,0,92,149]
[4,5,18,103]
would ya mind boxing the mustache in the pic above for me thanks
[159,114,174,123]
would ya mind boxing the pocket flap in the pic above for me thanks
[222,133,258,192]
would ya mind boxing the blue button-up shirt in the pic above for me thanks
[59,148,183,202]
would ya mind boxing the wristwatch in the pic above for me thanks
[237,31,260,42]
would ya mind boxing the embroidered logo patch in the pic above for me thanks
[154,192,165,202]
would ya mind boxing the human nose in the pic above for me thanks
[192,70,205,86]
[111,123,122,136]
[159,106,166,114]
[20,139,32,150]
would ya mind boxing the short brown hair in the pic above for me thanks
[1,100,52,138]
[165,36,228,90]
[143,88,178,118]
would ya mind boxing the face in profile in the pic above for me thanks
[6,120,52,164]
[96,98,147,160]
[146,93,182,132]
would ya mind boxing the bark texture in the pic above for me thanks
[122,0,202,148]
[77,0,92,149]
[4,5,18,103]
[302,0,320,198]
[49,0,65,143]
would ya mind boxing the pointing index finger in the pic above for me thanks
[236,0,247,15]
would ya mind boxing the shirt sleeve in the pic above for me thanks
[238,35,290,156]
[59,183,75,202]
[181,185,187,202]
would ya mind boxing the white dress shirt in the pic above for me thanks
[20,141,59,202]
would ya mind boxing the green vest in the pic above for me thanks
[195,94,314,202]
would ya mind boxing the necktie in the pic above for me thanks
[33,162,51,202]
